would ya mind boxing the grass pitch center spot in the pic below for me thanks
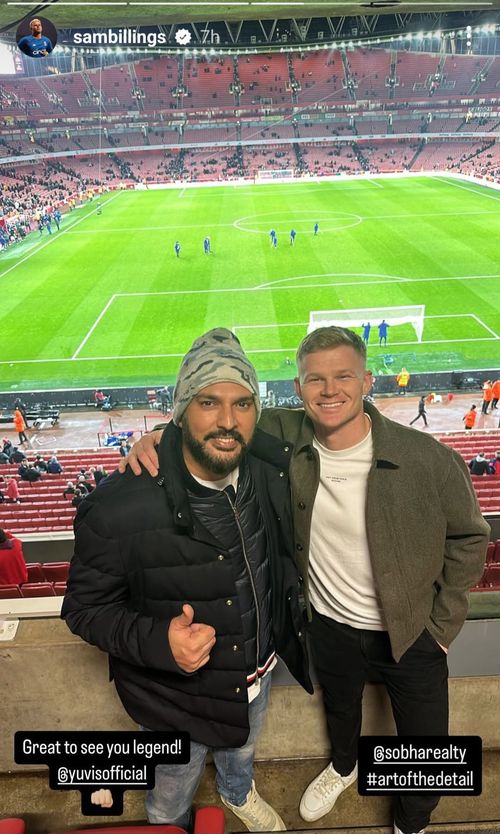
[233,210,362,235]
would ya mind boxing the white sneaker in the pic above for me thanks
[394,826,425,834]
[299,762,358,822]
[220,781,286,831]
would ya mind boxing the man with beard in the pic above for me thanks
[62,328,311,830]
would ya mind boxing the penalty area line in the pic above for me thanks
[0,335,497,367]
[471,314,499,339]
[71,295,117,360]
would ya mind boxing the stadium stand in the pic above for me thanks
[0,450,119,534]
[0,45,499,234]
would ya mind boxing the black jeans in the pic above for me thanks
[309,609,448,834]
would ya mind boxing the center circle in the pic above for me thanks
[233,210,363,235]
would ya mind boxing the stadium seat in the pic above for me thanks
[0,584,22,599]
[20,582,56,598]
[26,562,45,582]
[194,806,225,834]
[0,820,25,834]
[484,565,500,588]
[486,543,495,564]
[53,582,67,596]
[42,562,70,583]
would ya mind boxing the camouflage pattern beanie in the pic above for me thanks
[172,328,261,425]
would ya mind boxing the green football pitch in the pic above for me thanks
[1,175,499,392]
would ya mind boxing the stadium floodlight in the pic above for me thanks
[308,306,426,343]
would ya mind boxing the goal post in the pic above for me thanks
[308,306,425,342]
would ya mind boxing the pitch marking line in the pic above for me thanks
[1,335,499,366]
[435,177,500,203]
[0,192,122,281]
[72,294,118,360]
[256,272,500,290]
[234,314,497,339]
[471,314,499,339]
[64,209,498,237]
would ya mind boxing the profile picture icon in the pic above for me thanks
[16,17,57,58]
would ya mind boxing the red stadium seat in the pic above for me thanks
[26,562,45,582]
[53,582,67,596]
[20,582,56,598]
[194,806,225,834]
[484,565,500,588]
[42,562,70,583]
[0,585,22,599]
[0,820,25,834]
[486,543,495,564]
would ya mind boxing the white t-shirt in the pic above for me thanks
[309,427,386,630]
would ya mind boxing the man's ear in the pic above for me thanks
[294,377,302,399]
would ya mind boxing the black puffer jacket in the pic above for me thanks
[62,423,312,748]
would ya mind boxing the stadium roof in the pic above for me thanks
[0,1,499,29]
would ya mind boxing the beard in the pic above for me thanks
[181,421,249,477]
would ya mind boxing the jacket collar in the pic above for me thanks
[294,400,401,468]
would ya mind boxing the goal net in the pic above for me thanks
[308,305,425,342]
[255,168,295,182]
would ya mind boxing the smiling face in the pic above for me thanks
[180,382,257,480]
[295,345,373,450]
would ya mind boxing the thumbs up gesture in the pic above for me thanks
[168,604,216,673]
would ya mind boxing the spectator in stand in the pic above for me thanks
[492,379,500,411]
[2,438,14,458]
[93,465,108,486]
[63,481,76,498]
[6,477,20,503]
[94,389,106,408]
[481,380,493,415]
[72,488,86,508]
[9,446,26,464]
[18,462,41,482]
[119,439,132,458]
[77,474,93,494]
[14,408,28,445]
[34,454,48,472]
[0,528,27,586]
[463,404,477,431]
[469,453,490,476]
[47,454,63,474]
[489,451,500,476]
[0,450,9,465]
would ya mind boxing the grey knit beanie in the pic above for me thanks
[172,328,261,425]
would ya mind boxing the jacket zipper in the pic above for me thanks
[224,490,260,685]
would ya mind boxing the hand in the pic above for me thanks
[91,789,113,808]
[437,642,448,654]
[117,429,163,476]
[168,604,216,673]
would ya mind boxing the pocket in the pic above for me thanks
[421,628,446,654]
